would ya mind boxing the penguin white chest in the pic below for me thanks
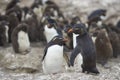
[75,53,83,69]
[44,25,58,42]
[33,6,43,21]
[18,31,30,52]
[73,33,79,48]
[42,45,65,74]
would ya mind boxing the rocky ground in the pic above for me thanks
[0,0,120,80]
[0,42,120,80]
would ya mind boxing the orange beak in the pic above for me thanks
[68,28,73,33]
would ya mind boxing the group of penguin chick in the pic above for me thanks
[0,0,120,75]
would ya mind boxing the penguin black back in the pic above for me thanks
[68,23,99,74]
[88,9,106,23]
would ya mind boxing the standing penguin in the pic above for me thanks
[0,21,9,47]
[68,23,99,74]
[95,28,113,66]
[11,23,30,54]
[7,12,19,43]
[104,24,120,58]
[22,7,40,42]
[42,36,68,74]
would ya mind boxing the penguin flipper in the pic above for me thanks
[41,46,48,61]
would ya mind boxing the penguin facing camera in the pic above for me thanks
[11,23,30,54]
[42,36,69,74]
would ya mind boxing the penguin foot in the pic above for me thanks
[81,65,99,74]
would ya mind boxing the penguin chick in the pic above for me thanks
[95,29,113,66]
[11,23,30,54]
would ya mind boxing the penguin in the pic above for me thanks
[22,7,40,42]
[0,21,9,47]
[42,36,69,74]
[108,30,120,58]
[11,23,30,54]
[43,17,62,43]
[67,23,99,74]
[31,0,43,22]
[87,9,107,32]
[41,0,65,22]
[6,0,20,11]
[7,12,19,43]
[104,23,120,58]
[95,28,113,66]
[70,16,83,67]
[6,5,22,22]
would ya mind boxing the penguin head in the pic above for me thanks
[88,9,107,25]
[18,23,28,32]
[68,23,87,36]
[64,25,72,33]
[22,7,35,20]
[50,36,68,46]
[71,16,81,26]
[46,17,57,28]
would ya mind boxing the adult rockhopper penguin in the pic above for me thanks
[67,23,99,74]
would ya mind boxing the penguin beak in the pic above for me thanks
[67,28,73,33]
